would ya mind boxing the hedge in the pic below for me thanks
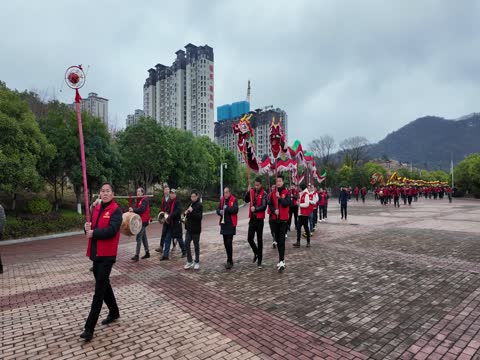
[3,211,84,240]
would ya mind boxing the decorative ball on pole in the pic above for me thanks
[65,65,91,222]
[65,65,85,89]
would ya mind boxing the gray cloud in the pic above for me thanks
[1,0,479,149]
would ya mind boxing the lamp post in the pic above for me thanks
[220,162,228,199]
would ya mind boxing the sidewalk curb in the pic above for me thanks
[0,206,243,246]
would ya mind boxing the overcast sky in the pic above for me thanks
[1,0,479,147]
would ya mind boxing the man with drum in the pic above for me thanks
[129,187,151,261]
[81,182,122,341]
[160,189,186,261]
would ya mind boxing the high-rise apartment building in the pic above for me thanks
[70,92,109,126]
[126,109,145,127]
[143,43,214,139]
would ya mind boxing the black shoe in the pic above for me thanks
[160,256,169,261]
[101,314,120,325]
[131,255,139,261]
[181,253,187,258]
[141,252,150,259]
[225,262,233,270]
[306,243,311,248]
[253,254,258,263]
[89,267,93,272]
[155,248,162,253]
[80,330,93,341]
[293,242,300,248]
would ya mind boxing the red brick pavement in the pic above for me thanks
[2,200,480,359]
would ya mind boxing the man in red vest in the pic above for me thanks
[293,183,311,247]
[360,187,367,203]
[129,187,151,261]
[268,175,291,272]
[354,186,359,201]
[244,177,267,269]
[81,183,122,342]
[217,187,239,269]
[393,186,400,208]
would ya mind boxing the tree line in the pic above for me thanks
[0,81,244,212]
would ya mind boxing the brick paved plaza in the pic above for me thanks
[2,198,480,359]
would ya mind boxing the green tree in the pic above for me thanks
[117,118,172,191]
[0,87,55,208]
[337,165,352,187]
[454,153,480,197]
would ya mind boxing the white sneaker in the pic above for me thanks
[193,262,200,270]
[278,261,285,272]
[285,233,288,238]
[184,262,194,270]
[272,241,277,248]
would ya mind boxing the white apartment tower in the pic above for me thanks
[71,92,109,126]
[143,44,214,139]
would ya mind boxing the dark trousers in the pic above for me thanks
[324,205,328,218]
[247,218,264,265]
[297,216,310,243]
[361,195,365,203]
[160,224,167,248]
[163,229,185,258]
[408,196,413,205]
[313,208,318,226]
[318,205,326,220]
[85,261,119,332]
[288,206,298,230]
[271,221,287,262]
[223,235,233,263]
[394,196,400,208]
[185,231,200,263]
[269,220,276,242]
[341,204,347,219]
[135,224,149,256]
[403,195,407,205]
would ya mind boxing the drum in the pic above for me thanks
[121,212,142,236]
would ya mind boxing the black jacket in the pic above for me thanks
[185,200,203,234]
[217,196,239,235]
[166,199,182,238]
[339,190,349,205]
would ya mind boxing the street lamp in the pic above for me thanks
[220,162,228,199]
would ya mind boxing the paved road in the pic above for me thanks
[1,198,480,359]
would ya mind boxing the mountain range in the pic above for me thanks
[368,113,480,171]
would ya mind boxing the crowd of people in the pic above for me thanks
[373,185,453,206]
[80,178,455,341]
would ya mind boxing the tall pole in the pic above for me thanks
[65,65,90,222]
[75,93,90,222]
[220,162,227,199]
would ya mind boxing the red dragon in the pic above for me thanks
[269,116,288,159]
[232,113,259,172]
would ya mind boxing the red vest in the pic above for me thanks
[278,188,290,221]
[267,193,277,221]
[308,193,315,213]
[220,195,237,226]
[299,192,311,216]
[86,201,121,257]
[319,192,327,206]
[249,188,266,220]
[136,197,150,223]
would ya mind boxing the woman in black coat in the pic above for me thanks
[217,187,239,269]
